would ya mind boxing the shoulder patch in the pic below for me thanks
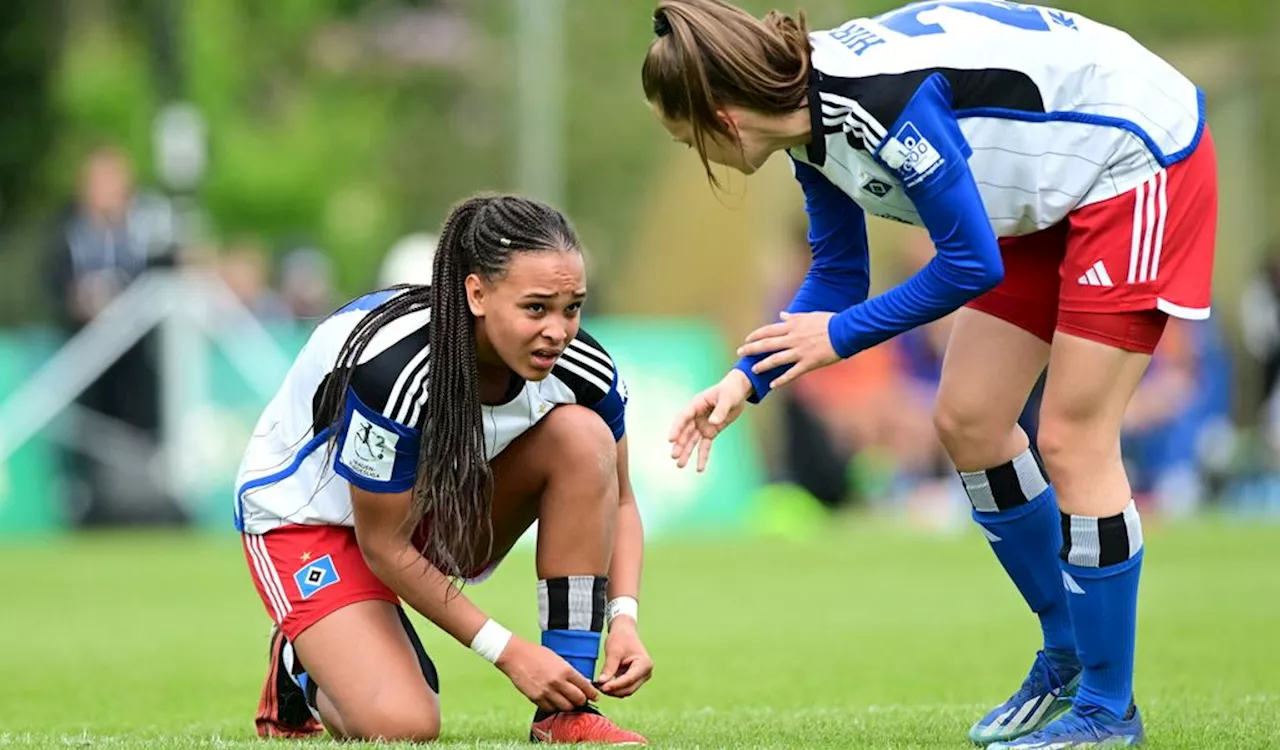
[339,414,399,482]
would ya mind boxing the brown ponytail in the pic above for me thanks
[642,0,811,183]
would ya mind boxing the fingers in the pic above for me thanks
[696,430,715,473]
[707,388,737,427]
[769,360,812,390]
[751,348,799,374]
[743,321,788,344]
[671,420,698,460]
[737,335,789,358]
[667,404,698,443]
[601,658,652,698]
[538,690,575,713]
[566,669,599,704]
[675,431,700,469]
[597,651,622,686]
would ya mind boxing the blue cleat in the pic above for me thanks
[970,651,1081,745]
[987,703,1145,749]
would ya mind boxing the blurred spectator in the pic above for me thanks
[218,237,291,322]
[379,232,437,288]
[279,245,337,321]
[769,224,949,510]
[1122,316,1234,517]
[43,144,179,524]
[1240,251,1280,411]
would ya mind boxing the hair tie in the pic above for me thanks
[499,237,512,247]
[653,11,672,37]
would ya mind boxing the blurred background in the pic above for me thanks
[1,0,1279,543]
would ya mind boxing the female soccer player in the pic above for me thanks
[645,1,1217,747]
[235,194,650,745]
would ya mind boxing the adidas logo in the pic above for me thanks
[1062,571,1085,595]
[1077,260,1114,287]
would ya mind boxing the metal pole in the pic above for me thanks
[514,0,567,208]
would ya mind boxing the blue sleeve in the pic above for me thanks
[827,73,1003,358]
[592,369,627,441]
[735,159,871,402]
[333,387,421,493]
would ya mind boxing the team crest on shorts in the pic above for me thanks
[294,554,341,599]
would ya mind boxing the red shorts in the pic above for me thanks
[966,128,1218,354]
[242,525,398,641]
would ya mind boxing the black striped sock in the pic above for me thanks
[1060,501,1144,567]
[959,448,1050,512]
[538,576,608,633]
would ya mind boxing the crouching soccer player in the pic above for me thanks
[234,194,651,744]
[644,1,1219,746]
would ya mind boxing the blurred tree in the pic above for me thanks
[0,0,1268,329]
[0,1,61,221]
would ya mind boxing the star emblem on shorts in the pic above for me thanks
[300,551,312,562]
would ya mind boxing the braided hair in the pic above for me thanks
[318,194,582,580]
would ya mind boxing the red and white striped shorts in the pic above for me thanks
[242,525,399,641]
[967,128,1217,353]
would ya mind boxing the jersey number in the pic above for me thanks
[876,1,1055,37]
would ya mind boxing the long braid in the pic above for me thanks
[418,197,490,578]
[319,193,581,580]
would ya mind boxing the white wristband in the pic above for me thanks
[606,596,639,626]
[470,619,513,664]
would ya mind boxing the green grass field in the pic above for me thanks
[1,516,1277,749]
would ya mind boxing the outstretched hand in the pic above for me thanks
[668,369,753,472]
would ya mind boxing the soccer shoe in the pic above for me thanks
[970,650,1082,745]
[986,703,1145,748]
[255,626,324,739]
[529,704,647,745]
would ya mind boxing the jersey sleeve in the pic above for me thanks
[871,72,973,200]
[331,326,428,494]
[735,158,872,403]
[825,72,1004,358]
[554,329,627,440]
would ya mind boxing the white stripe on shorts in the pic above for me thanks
[247,535,292,621]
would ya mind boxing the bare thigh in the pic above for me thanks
[1037,330,1153,516]
[933,308,1051,471]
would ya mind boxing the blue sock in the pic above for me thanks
[962,449,1077,658]
[1060,501,1144,719]
[538,576,607,683]
[541,630,602,681]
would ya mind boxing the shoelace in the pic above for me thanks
[1011,651,1061,704]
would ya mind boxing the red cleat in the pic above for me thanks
[255,626,324,739]
[529,706,647,745]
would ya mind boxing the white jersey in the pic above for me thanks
[233,289,627,535]
[792,1,1205,236]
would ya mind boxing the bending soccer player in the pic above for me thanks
[235,194,651,745]
[644,1,1217,747]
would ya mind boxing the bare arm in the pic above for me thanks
[596,434,654,697]
[607,435,644,607]
[349,484,599,710]
[349,485,490,645]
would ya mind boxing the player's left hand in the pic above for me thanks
[596,618,652,698]
[737,311,841,389]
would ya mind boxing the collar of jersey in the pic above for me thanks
[803,66,829,167]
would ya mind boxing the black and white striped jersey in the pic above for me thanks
[793,1,1205,236]
[233,289,627,535]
